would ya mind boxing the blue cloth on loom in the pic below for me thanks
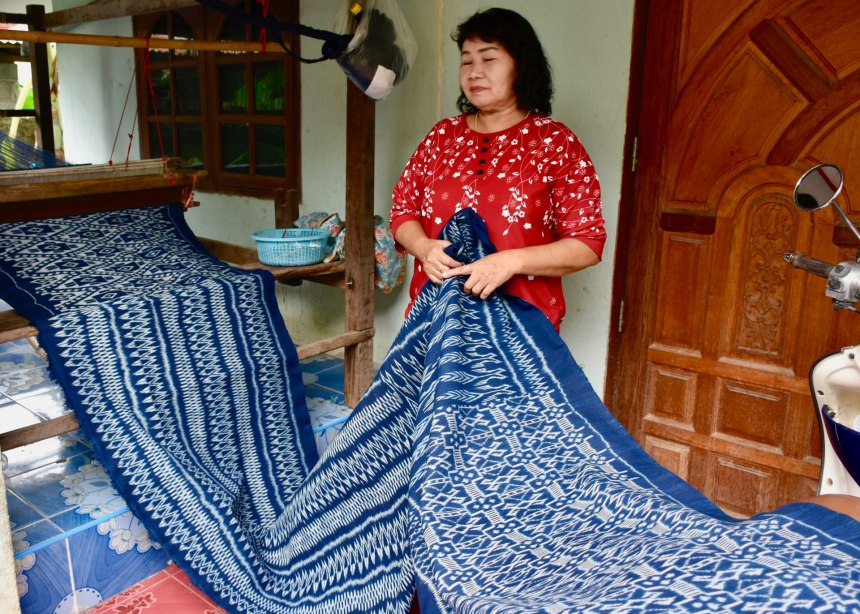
[1,205,860,613]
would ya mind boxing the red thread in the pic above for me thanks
[109,62,137,168]
[142,38,169,173]
[258,0,270,52]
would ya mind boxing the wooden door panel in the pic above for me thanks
[713,379,790,449]
[787,0,860,78]
[644,435,691,481]
[652,233,712,353]
[708,454,779,517]
[611,0,860,515]
[680,0,750,83]
[644,364,697,427]
[668,49,805,207]
[719,197,798,368]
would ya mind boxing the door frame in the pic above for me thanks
[604,0,665,431]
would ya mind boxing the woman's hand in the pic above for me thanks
[394,220,462,284]
[442,238,600,299]
[416,238,462,284]
[442,251,520,299]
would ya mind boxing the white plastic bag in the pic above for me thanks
[332,0,418,100]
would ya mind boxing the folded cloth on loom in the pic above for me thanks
[1,206,860,613]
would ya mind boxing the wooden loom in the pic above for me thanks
[0,10,378,612]
[0,81,377,452]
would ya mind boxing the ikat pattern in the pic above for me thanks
[0,205,230,324]
[1,205,859,613]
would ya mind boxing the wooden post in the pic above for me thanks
[26,4,54,154]
[343,82,375,407]
[274,188,299,228]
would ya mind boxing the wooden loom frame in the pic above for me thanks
[0,21,378,451]
[0,9,378,611]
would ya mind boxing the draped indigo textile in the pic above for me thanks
[1,205,859,613]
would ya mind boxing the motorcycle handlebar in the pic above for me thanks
[784,252,834,278]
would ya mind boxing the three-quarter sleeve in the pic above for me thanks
[551,132,606,259]
[390,129,434,241]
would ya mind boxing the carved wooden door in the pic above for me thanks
[608,0,860,517]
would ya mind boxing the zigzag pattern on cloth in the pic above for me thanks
[0,205,415,612]
[1,205,860,613]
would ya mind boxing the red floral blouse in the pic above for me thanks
[390,113,606,329]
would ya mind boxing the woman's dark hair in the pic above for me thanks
[453,8,553,115]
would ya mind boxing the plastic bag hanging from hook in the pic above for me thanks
[333,0,418,100]
[194,0,417,100]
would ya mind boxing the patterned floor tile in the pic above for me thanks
[12,516,63,556]
[7,452,96,518]
[65,520,171,608]
[312,363,346,394]
[298,354,343,374]
[88,566,226,613]
[0,366,54,400]
[5,490,42,531]
[0,338,45,367]
[15,387,68,420]
[16,536,73,613]
[2,432,92,480]
[6,349,354,613]
[0,401,41,431]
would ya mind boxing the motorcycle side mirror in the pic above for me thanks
[794,163,844,211]
[793,163,860,257]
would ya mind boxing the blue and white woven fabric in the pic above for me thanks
[0,205,415,612]
[2,205,860,613]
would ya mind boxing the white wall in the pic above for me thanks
[53,0,634,394]
[55,18,137,164]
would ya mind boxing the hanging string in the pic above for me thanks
[108,62,137,169]
[141,38,175,184]
[194,0,351,63]
[257,0,270,53]
[124,106,140,171]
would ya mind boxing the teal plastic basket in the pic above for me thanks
[253,228,329,266]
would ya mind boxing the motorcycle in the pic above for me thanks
[785,163,860,497]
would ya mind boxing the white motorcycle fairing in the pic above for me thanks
[809,344,860,496]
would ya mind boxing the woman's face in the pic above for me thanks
[459,37,518,113]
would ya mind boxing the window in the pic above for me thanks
[134,1,300,198]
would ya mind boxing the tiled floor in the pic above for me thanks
[2,322,354,614]
[88,566,224,614]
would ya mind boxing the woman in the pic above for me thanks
[389,7,606,330]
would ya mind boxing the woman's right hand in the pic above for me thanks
[394,220,462,284]
[415,237,462,284]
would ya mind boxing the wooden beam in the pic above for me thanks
[0,311,36,344]
[0,28,289,53]
[0,12,30,25]
[0,415,80,452]
[295,329,374,361]
[274,188,299,228]
[44,0,200,29]
[0,172,196,215]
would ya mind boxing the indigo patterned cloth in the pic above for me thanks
[1,205,860,613]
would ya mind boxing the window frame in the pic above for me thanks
[133,1,301,199]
